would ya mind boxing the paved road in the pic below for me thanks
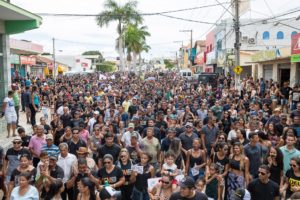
[0,110,44,152]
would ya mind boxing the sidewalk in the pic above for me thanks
[0,110,44,152]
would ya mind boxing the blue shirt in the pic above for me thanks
[41,144,60,158]
[280,146,300,174]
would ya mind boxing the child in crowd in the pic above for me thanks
[205,163,222,200]
[160,151,178,192]
[195,177,206,193]
[35,151,49,185]
[41,97,50,121]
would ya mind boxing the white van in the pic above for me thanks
[179,69,193,79]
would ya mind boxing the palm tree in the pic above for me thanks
[96,0,142,72]
[124,24,150,74]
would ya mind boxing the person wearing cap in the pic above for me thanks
[41,134,60,158]
[169,176,208,200]
[233,188,251,200]
[36,155,64,195]
[121,123,142,148]
[3,136,31,184]
[76,147,97,171]
[126,131,143,164]
[247,164,280,200]
[179,122,198,161]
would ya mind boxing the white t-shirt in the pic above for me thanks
[10,185,39,200]
[162,163,177,172]
[227,130,237,141]
[4,97,15,114]
[121,131,142,147]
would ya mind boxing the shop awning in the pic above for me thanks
[0,1,42,34]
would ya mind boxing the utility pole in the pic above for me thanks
[52,38,56,80]
[179,30,193,67]
[174,40,184,70]
[234,0,240,90]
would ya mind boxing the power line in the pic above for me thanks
[158,14,216,24]
[241,7,300,26]
[36,2,231,17]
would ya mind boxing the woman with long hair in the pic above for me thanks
[149,174,174,200]
[235,129,249,146]
[168,139,185,174]
[90,124,104,160]
[281,157,300,199]
[186,138,207,180]
[77,177,100,200]
[263,146,283,186]
[227,142,250,199]
[10,172,39,200]
[59,126,72,143]
[266,122,279,146]
[117,149,134,200]
[29,85,40,126]
[44,179,64,200]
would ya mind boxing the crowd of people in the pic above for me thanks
[0,71,300,200]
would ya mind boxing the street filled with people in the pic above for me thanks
[1,71,300,200]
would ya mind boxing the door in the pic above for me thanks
[279,68,290,86]
[263,65,273,80]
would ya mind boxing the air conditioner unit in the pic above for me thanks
[248,38,256,44]
[242,36,248,42]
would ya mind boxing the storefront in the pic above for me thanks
[251,47,295,85]
[20,55,36,77]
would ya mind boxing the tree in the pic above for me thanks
[96,0,142,72]
[164,59,175,69]
[96,61,116,72]
[82,50,102,56]
[124,24,150,74]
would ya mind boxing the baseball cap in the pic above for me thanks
[46,134,53,140]
[185,122,193,127]
[179,177,195,188]
[93,111,100,115]
[128,123,135,128]
[13,136,22,142]
[131,131,138,138]
[49,156,58,161]
[234,188,251,200]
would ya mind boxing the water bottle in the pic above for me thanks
[104,180,109,187]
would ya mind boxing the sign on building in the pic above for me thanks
[291,33,300,63]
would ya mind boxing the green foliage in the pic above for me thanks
[164,59,175,69]
[96,61,116,72]
[82,51,102,56]
[42,52,51,55]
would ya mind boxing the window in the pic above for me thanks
[263,31,270,40]
[277,31,284,39]
[292,31,298,36]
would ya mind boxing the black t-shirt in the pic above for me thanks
[21,135,31,147]
[247,178,279,200]
[97,144,121,163]
[97,166,124,189]
[285,169,300,198]
[169,191,208,200]
[210,153,229,174]
[54,129,64,146]
[67,139,87,156]
[60,114,72,128]
[117,160,133,182]
[50,165,64,179]
[10,168,37,186]
[43,124,51,134]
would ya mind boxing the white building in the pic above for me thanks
[213,18,300,84]
[46,55,92,72]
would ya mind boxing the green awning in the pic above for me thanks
[0,1,42,34]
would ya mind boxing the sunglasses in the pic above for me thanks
[73,132,79,134]
[161,180,170,184]
[258,171,266,175]
[290,164,297,168]
[186,126,192,129]
[13,141,21,144]
[120,155,126,158]
[104,161,111,164]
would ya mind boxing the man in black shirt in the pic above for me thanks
[169,176,208,200]
[17,127,31,147]
[67,127,87,156]
[247,164,280,200]
[97,133,121,167]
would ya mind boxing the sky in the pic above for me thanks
[10,0,300,59]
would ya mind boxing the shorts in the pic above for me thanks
[5,113,17,124]
[281,98,288,105]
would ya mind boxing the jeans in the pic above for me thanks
[29,104,37,126]
[131,186,149,200]
[188,167,205,181]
